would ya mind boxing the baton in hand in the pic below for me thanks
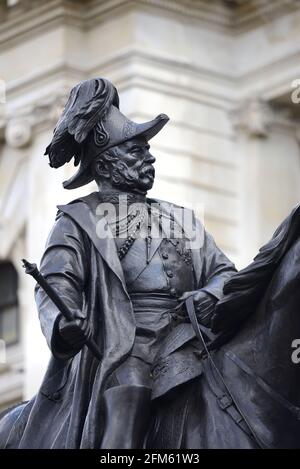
[22,259,102,361]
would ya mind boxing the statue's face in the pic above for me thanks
[98,136,156,194]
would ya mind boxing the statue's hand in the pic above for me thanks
[58,316,92,351]
[179,290,217,327]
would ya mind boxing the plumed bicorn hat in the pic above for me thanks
[45,78,169,189]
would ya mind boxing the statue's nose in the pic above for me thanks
[146,153,155,164]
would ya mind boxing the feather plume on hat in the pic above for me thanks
[44,78,119,169]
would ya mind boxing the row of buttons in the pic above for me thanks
[163,253,174,279]
[161,247,176,296]
[160,239,192,298]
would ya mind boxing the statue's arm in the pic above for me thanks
[180,218,237,327]
[35,212,89,359]
[199,225,237,301]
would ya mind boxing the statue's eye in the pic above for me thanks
[131,147,142,155]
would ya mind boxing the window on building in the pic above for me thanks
[0,262,19,346]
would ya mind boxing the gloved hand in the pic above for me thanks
[179,290,218,327]
[58,316,92,351]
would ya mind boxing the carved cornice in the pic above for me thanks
[1,0,300,50]
[232,97,271,137]
[232,97,299,138]
[0,89,68,147]
[0,0,84,48]
[231,0,300,33]
[1,52,299,149]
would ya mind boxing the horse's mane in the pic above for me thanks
[213,204,300,332]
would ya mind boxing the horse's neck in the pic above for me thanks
[225,235,300,406]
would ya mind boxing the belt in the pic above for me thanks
[129,292,179,311]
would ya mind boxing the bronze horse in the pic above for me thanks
[1,205,300,449]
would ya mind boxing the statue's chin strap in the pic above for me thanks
[185,295,265,449]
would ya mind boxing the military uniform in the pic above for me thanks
[101,199,224,405]
[97,195,236,448]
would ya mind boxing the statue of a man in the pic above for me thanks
[12,78,237,448]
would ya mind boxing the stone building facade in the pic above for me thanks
[0,0,300,408]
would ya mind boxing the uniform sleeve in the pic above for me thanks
[198,223,237,301]
[35,212,89,359]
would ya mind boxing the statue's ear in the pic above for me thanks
[94,160,110,179]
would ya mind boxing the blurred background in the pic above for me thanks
[1,0,300,410]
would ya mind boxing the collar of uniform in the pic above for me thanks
[97,191,146,205]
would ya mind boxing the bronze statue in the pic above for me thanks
[0,78,300,449]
